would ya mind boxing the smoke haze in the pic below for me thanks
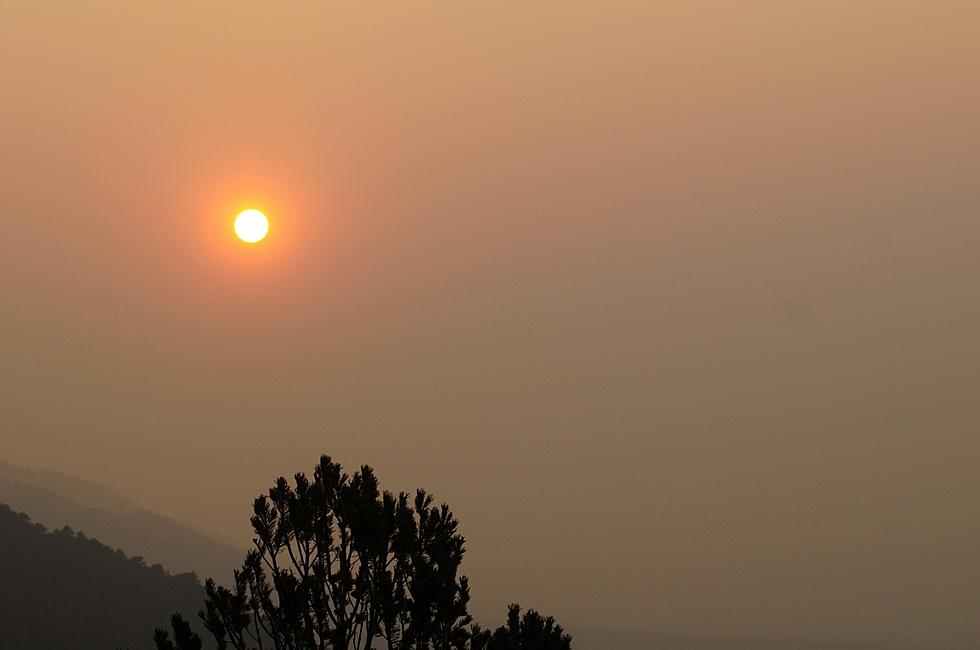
[2,2,978,647]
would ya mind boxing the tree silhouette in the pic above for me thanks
[470,605,571,650]
[155,455,571,649]
[154,614,203,650]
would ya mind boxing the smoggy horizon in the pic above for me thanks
[2,2,978,648]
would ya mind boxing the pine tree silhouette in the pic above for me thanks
[155,455,571,649]
[154,614,203,650]
[471,605,571,650]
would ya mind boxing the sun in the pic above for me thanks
[234,209,270,244]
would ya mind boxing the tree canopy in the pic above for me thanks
[471,605,571,650]
[156,455,570,650]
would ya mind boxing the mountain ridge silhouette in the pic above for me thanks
[0,502,206,650]
[0,459,137,512]
[0,460,242,582]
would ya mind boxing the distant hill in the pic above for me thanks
[0,503,206,650]
[0,462,242,583]
[0,460,137,513]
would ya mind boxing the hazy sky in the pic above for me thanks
[2,2,978,647]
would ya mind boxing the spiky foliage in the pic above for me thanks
[470,605,571,650]
[184,455,471,650]
[155,455,573,650]
[154,613,204,650]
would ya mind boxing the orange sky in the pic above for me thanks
[1,2,979,647]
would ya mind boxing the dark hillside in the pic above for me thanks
[0,473,241,582]
[0,503,205,650]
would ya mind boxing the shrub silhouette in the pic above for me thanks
[155,455,570,649]
[154,613,204,650]
[471,605,571,650]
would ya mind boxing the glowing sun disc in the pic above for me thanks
[234,209,269,243]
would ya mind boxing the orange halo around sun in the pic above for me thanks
[234,209,270,243]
